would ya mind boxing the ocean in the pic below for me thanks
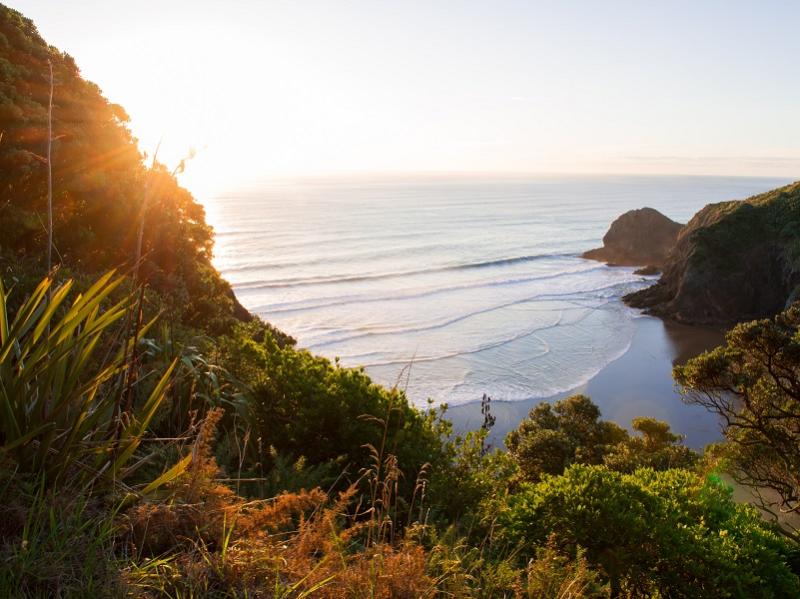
[205,175,789,424]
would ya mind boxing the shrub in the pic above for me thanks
[213,323,447,498]
[496,464,799,597]
[506,395,696,483]
[602,417,698,473]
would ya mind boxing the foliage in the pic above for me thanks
[506,394,696,482]
[522,536,609,598]
[497,464,800,598]
[602,416,698,473]
[0,466,123,598]
[123,429,433,598]
[675,303,800,540]
[427,423,519,526]
[0,4,244,332]
[213,322,448,497]
[0,272,178,487]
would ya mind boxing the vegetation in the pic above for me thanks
[1,3,799,597]
[676,302,800,541]
[506,394,697,482]
[0,3,244,332]
[498,465,798,598]
[0,272,176,487]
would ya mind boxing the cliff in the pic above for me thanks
[583,207,682,268]
[625,181,800,325]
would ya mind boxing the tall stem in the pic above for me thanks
[134,143,160,284]
[46,59,53,277]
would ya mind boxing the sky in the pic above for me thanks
[9,0,800,200]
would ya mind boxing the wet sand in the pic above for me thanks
[446,315,725,450]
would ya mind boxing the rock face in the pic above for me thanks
[625,181,800,325]
[583,208,682,267]
[634,265,661,276]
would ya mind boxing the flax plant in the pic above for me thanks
[0,272,177,487]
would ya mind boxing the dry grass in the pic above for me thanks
[117,407,607,598]
[121,408,437,597]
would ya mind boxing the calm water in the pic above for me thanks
[206,175,789,412]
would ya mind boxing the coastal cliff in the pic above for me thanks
[583,207,682,268]
[625,181,800,325]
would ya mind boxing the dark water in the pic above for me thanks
[447,316,725,449]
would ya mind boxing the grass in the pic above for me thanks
[0,469,124,597]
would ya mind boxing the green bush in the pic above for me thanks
[0,273,176,488]
[213,323,447,497]
[602,416,698,473]
[506,395,627,482]
[497,464,799,597]
[506,395,696,482]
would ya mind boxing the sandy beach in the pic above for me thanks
[447,314,725,450]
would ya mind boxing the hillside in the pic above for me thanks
[0,4,249,332]
[625,181,800,324]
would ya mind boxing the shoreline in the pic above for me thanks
[446,314,725,450]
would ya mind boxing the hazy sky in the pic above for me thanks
[10,1,800,199]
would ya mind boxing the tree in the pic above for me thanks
[675,303,800,540]
[602,416,697,473]
[506,395,628,482]
[507,396,697,482]
[0,5,244,333]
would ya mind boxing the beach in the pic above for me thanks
[446,314,725,449]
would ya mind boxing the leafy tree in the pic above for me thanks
[506,395,695,482]
[602,416,697,473]
[675,303,800,540]
[497,464,800,598]
[506,395,628,482]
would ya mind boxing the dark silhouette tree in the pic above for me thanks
[675,303,800,540]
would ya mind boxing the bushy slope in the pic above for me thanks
[625,181,800,324]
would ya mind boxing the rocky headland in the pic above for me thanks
[583,207,683,269]
[624,182,800,325]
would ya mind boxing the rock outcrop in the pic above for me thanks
[625,181,800,325]
[583,208,683,268]
[633,265,661,276]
